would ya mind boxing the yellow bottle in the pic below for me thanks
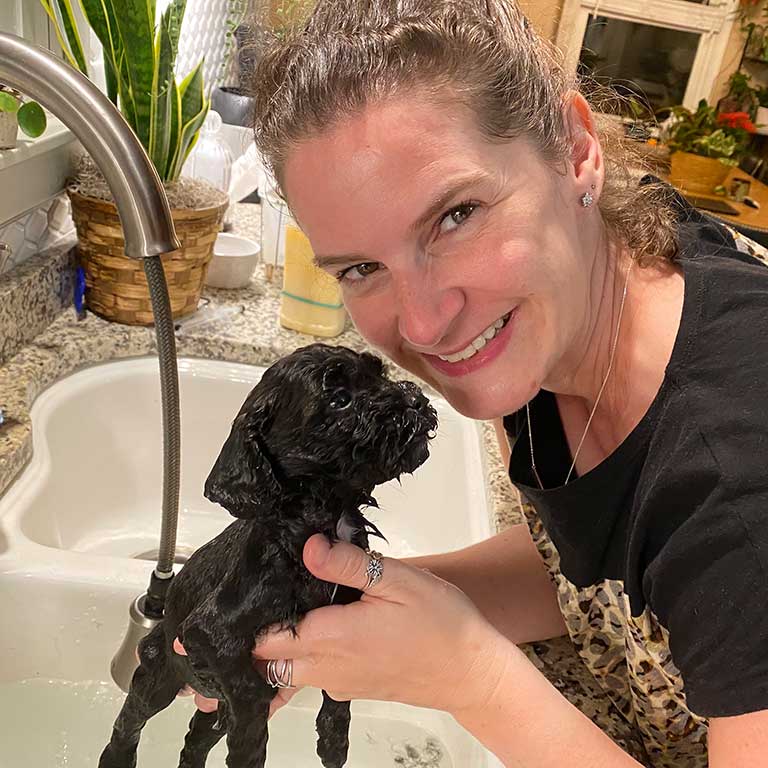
[280,222,346,337]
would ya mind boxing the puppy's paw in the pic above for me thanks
[97,744,137,768]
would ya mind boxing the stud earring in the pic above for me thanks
[580,191,594,208]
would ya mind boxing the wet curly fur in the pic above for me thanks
[98,344,438,768]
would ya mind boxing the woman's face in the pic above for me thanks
[282,95,604,420]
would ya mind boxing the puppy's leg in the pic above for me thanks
[316,692,351,768]
[224,699,271,768]
[181,617,275,768]
[99,625,183,768]
[178,701,229,768]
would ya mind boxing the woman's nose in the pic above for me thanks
[395,275,464,350]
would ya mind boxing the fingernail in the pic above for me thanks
[173,638,187,656]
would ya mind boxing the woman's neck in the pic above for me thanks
[555,257,685,475]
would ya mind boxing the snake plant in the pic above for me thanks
[39,0,209,182]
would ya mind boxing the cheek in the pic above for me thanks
[344,292,399,352]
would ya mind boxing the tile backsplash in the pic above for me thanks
[0,194,75,275]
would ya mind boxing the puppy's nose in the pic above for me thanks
[398,381,424,409]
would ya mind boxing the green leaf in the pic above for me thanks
[53,0,89,73]
[150,0,186,178]
[39,0,88,74]
[0,92,20,113]
[111,0,156,148]
[167,61,207,180]
[103,50,118,106]
[78,0,119,79]
[170,97,209,181]
[18,102,47,138]
[162,79,182,179]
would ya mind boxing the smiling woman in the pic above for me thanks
[184,2,768,767]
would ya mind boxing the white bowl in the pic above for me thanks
[205,232,261,289]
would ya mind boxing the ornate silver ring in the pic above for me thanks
[364,549,384,591]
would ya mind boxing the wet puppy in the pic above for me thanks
[99,344,438,768]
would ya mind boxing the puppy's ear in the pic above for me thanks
[204,412,282,519]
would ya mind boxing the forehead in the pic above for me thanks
[281,95,528,255]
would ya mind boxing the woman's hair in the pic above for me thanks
[249,0,678,266]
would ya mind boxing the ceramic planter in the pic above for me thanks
[0,110,18,150]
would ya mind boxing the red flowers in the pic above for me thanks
[718,112,758,133]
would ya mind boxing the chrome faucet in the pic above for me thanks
[0,33,184,692]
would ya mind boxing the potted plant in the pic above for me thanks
[40,0,228,325]
[724,71,759,118]
[663,100,756,194]
[212,0,313,127]
[0,85,47,150]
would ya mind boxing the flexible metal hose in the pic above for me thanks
[143,256,180,579]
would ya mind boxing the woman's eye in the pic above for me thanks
[337,262,380,283]
[438,202,477,235]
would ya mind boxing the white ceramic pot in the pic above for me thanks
[0,110,18,149]
[205,232,261,289]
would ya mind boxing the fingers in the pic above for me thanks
[194,693,219,713]
[302,534,412,599]
[268,687,299,719]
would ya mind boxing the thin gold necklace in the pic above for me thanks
[526,259,633,490]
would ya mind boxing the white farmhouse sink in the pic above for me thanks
[0,357,502,767]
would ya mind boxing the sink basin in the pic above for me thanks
[0,356,502,767]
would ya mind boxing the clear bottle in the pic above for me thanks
[261,180,346,338]
[182,110,233,225]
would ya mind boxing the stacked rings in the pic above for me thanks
[266,658,295,689]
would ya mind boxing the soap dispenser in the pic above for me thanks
[262,180,346,338]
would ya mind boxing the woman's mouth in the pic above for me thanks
[425,310,516,377]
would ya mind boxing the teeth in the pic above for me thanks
[438,313,511,363]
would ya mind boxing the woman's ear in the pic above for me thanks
[563,90,604,198]
[204,411,282,519]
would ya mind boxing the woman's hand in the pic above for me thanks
[176,533,509,719]
[251,534,507,715]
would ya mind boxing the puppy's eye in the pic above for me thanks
[329,390,352,410]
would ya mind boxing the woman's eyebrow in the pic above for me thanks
[314,252,363,270]
[314,171,490,269]
[409,171,489,234]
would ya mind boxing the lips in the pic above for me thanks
[425,308,517,378]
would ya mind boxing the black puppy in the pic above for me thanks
[99,344,438,768]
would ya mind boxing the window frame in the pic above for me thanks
[556,0,742,111]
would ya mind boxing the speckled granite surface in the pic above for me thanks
[0,201,647,762]
[0,242,76,365]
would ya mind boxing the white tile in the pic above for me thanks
[24,208,49,245]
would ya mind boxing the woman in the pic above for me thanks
[181,1,768,764]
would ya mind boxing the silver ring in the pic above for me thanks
[364,549,384,591]
[266,658,295,689]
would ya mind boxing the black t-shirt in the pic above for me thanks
[505,196,768,718]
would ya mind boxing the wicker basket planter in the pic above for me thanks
[68,189,227,325]
[668,151,732,195]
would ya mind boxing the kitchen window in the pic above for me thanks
[557,0,741,113]
[0,2,83,225]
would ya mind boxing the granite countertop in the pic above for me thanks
[0,202,647,762]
